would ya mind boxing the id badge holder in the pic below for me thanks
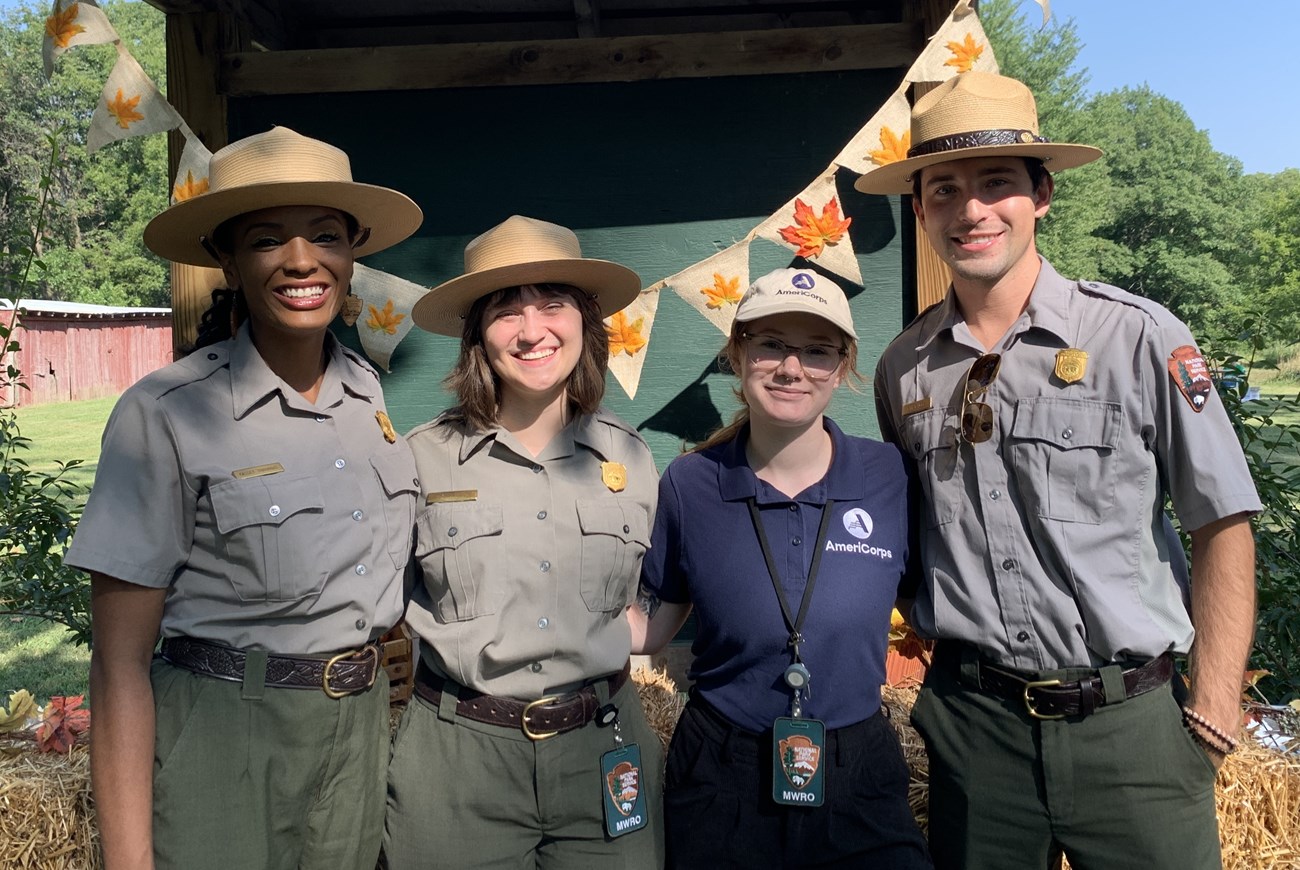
[596,702,649,837]
[772,716,826,807]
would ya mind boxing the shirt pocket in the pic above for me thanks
[899,408,961,528]
[576,497,651,613]
[370,451,419,569]
[414,503,505,622]
[209,473,327,603]
[1008,398,1123,524]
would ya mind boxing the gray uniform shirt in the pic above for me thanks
[64,327,418,654]
[404,408,656,699]
[875,258,1261,671]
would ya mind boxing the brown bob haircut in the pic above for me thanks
[443,283,610,431]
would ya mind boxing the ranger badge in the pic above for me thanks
[1054,349,1088,384]
[376,410,397,443]
[601,461,627,493]
[1167,345,1213,412]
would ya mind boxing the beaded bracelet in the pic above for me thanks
[1183,707,1240,754]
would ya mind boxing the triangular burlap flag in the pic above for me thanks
[171,130,214,204]
[755,174,862,287]
[1033,0,1051,26]
[350,263,426,372]
[905,0,998,83]
[87,43,182,153]
[664,241,751,336]
[606,284,660,400]
[42,1,117,78]
[833,82,913,177]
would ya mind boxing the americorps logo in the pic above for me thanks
[791,272,815,290]
[826,507,893,559]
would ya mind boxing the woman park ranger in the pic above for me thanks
[385,215,664,868]
[64,127,423,870]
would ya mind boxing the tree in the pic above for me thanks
[1231,169,1300,348]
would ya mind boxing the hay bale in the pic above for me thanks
[632,664,685,755]
[0,744,100,870]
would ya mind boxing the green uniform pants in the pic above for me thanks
[150,657,390,870]
[912,644,1221,870]
[384,674,665,869]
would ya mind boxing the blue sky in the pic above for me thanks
[5,0,1293,174]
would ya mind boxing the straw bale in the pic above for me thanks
[0,743,100,870]
[633,664,686,755]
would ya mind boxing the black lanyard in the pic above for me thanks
[746,497,836,664]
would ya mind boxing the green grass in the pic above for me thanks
[0,616,91,701]
[10,394,116,500]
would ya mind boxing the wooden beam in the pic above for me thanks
[910,79,952,312]
[221,22,920,94]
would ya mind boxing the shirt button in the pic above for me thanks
[789,505,798,512]
[530,662,543,673]
[1017,631,1031,642]
[412,478,420,487]
[355,618,367,631]
[1062,428,1073,440]
[268,505,281,517]
[352,510,364,521]
[448,526,458,537]
[540,560,551,573]
[537,510,547,520]
[355,564,367,576]
[207,353,218,361]
[315,415,326,423]
[792,536,802,546]
[335,458,346,469]
[623,524,630,534]
[989,489,1001,500]
[1002,558,1016,571]
[532,464,543,474]
[537,617,549,629]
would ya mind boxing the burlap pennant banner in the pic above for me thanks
[42,1,117,78]
[170,130,214,203]
[87,43,182,153]
[605,284,661,400]
[904,0,997,84]
[350,263,427,373]
[755,173,862,288]
[832,83,912,177]
[664,241,752,337]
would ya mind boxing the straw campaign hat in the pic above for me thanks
[734,268,857,340]
[144,126,422,266]
[412,215,642,337]
[854,71,1102,195]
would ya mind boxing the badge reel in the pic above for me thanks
[597,703,649,838]
[772,661,825,807]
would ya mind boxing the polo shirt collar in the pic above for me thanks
[716,418,864,505]
[231,327,371,418]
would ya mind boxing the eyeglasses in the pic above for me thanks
[960,353,1002,444]
[742,333,846,380]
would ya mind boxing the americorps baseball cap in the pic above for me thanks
[733,268,857,340]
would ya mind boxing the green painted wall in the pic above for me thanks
[233,70,906,470]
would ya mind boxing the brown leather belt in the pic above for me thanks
[977,652,1175,719]
[413,660,631,740]
[160,636,380,698]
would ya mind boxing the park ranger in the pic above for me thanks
[863,72,1261,870]
[386,216,664,869]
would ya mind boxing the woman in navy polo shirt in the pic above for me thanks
[629,268,930,869]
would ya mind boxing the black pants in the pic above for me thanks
[663,695,931,870]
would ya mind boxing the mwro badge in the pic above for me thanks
[772,717,826,807]
[601,744,649,837]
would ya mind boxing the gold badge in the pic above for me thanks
[232,462,285,480]
[426,489,478,505]
[601,461,627,493]
[902,397,933,417]
[376,411,397,443]
[1054,349,1088,384]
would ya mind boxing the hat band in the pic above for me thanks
[908,128,1050,159]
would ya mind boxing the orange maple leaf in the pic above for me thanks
[106,88,145,130]
[45,5,85,49]
[35,695,90,754]
[172,170,209,202]
[887,609,931,663]
[701,273,742,309]
[944,33,984,73]
[777,197,852,259]
[869,126,911,167]
[365,299,406,335]
[606,310,647,357]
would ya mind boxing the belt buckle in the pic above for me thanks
[322,644,379,699]
[521,695,561,741]
[1023,678,1066,720]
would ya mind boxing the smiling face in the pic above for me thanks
[480,284,585,410]
[739,312,846,433]
[913,156,1053,294]
[216,205,357,342]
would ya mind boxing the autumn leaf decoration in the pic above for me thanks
[366,299,406,335]
[172,170,209,202]
[0,689,38,734]
[701,273,743,309]
[887,609,931,665]
[944,33,984,74]
[35,694,91,754]
[778,197,852,259]
[106,88,144,129]
[869,126,911,167]
[45,3,85,49]
[606,310,647,358]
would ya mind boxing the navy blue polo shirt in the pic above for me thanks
[641,418,915,731]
